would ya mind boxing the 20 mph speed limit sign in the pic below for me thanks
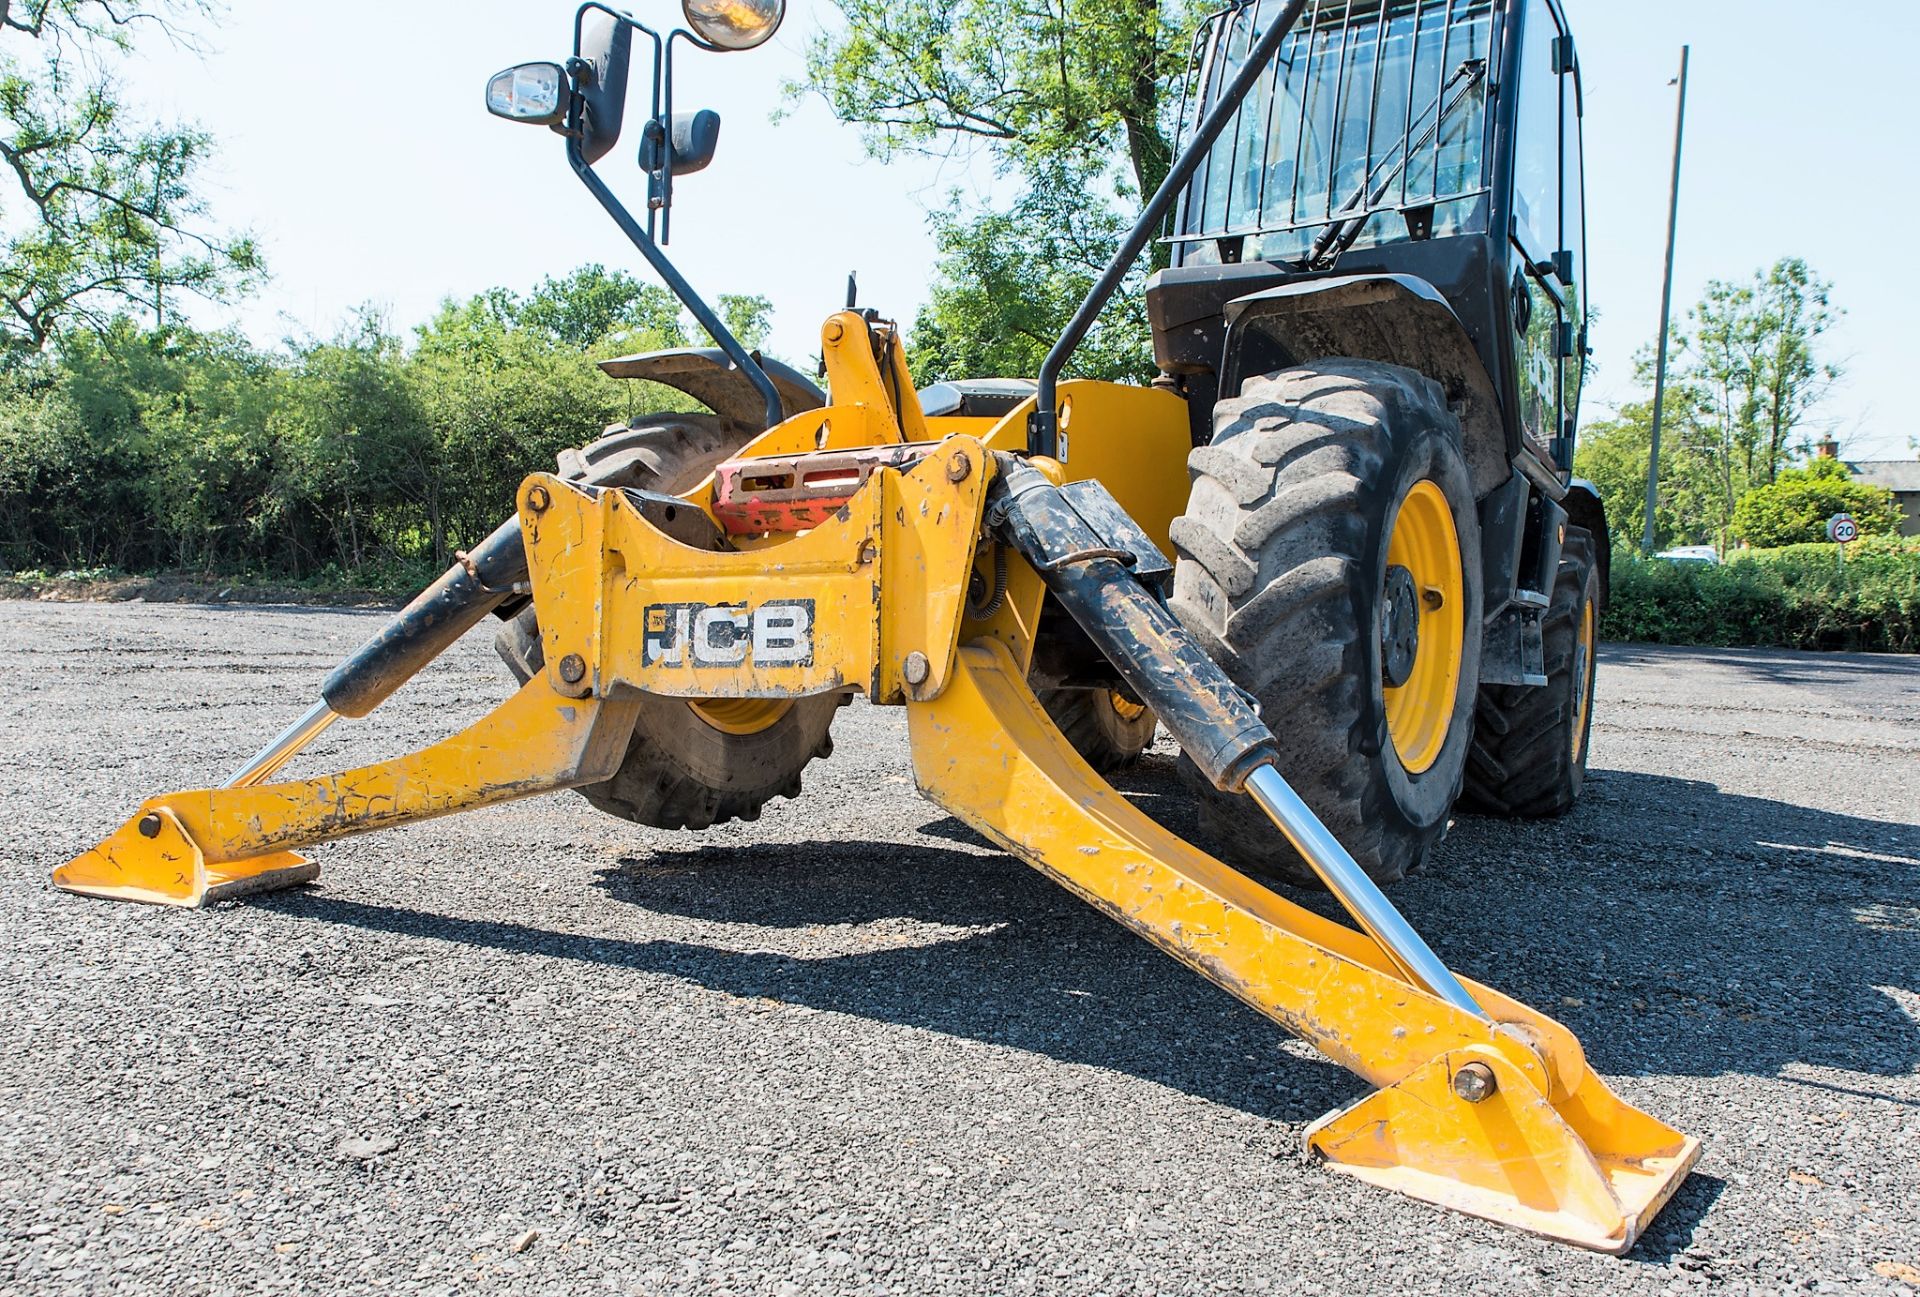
[1828,513,1859,544]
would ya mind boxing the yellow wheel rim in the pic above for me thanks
[687,697,792,736]
[1382,479,1464,776]
[1108,691,1148,722]
[1571,595,1596,763]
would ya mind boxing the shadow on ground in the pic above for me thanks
[271,747,1918,1117]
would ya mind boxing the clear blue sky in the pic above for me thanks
[124,0,1917,459]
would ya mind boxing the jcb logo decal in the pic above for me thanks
[642,600,815,668]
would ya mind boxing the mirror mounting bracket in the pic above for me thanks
[563,2,783,432]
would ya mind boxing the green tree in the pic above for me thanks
[1667,257,1838,493]
[275,313,432,572]
[0,1,260,358]
[1729,456,1900,549]
[406,294,630,551]
[517,263,688,351]
[1592,258,1842,553]
[910,179,1152,383]
[1575,391,1727,551]
[797,0,1201,381]
[718,292,773,353]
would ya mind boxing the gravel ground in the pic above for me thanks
[1,600,1916,1296]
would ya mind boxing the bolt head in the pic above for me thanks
[558,653,588,685]
[527,484,551,515]
[903,650,931,686]
[946,450,972,482]
[137,813,163,839]
[824,320,844,343]
[1451,1060,1498,1104]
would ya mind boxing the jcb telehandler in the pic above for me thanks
[58,0,1698,1253]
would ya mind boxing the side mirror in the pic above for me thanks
[681,0,786,51]
[484,62,568,126]
[576,11,633,165]
[639,110,722,176]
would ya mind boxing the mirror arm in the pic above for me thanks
[566,136,784,431]
[659,29,707,243]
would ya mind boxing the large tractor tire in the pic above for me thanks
[1168,359,1482,885]
[495,416,839,830]
[1039,686,1156,774]
[1461,527,1599,817]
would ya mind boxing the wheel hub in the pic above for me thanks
[1381,565,1421,689]
[1381,479,1465,776]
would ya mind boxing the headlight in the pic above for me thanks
[681,0,786,51]
[485,62,568,125]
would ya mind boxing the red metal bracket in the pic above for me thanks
[712,442,942,534]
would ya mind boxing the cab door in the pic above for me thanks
[1508,0,1586,468]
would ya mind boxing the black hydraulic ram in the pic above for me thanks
[988,455,1489,1019]
[217,518,532,790]
[988,456,1274,792]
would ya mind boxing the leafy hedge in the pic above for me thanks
[1602,536,1920,653]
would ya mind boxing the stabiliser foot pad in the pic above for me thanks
[1306,1045,1702,1254]
[55,805,316,909]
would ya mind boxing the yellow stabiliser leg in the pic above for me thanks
[908,640,1699,1254]
[55,680,640,908]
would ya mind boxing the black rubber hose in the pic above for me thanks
[988,455,1276,792]
[320,516,527,719]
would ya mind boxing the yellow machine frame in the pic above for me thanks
[57,312,1698,1253]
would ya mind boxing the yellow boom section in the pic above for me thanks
[910,641,1697,1252]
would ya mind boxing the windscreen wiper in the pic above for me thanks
[1307,57,1488,270]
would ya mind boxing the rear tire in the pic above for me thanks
[1462,527,1599,817]
[495,416,839,830]
[1168,360,1482,885]
[1039,687,1156,773]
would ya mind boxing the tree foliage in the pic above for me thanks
[798,0,1201,381]
[1664,257,1839,491]
[0,268,774,581]
[516,264,688,351]
[910,179,1152,383]
[1574,394,1724,552]
[0,0,259,359]
[1729,456,1900,549]
[1581,258,1845,552]
[718,292,774,353]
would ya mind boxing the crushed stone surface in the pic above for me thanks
[1,601,1915,1295]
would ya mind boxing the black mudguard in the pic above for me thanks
[1222,274,1509,500]
[596,347,825,430]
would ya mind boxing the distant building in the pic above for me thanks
[1847,458,1920,537]
[1814,437,1920,537]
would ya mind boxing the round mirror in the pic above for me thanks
[682,0,786,50]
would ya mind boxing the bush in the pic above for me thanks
[0,271,707,582]
[1729,457,1901,548]
[1603,536,1920,653]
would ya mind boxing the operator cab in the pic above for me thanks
[1150,0,1588,474]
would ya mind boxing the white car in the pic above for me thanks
[1653,545,1722,566]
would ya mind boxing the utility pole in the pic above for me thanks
[1642,45,1689,554]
